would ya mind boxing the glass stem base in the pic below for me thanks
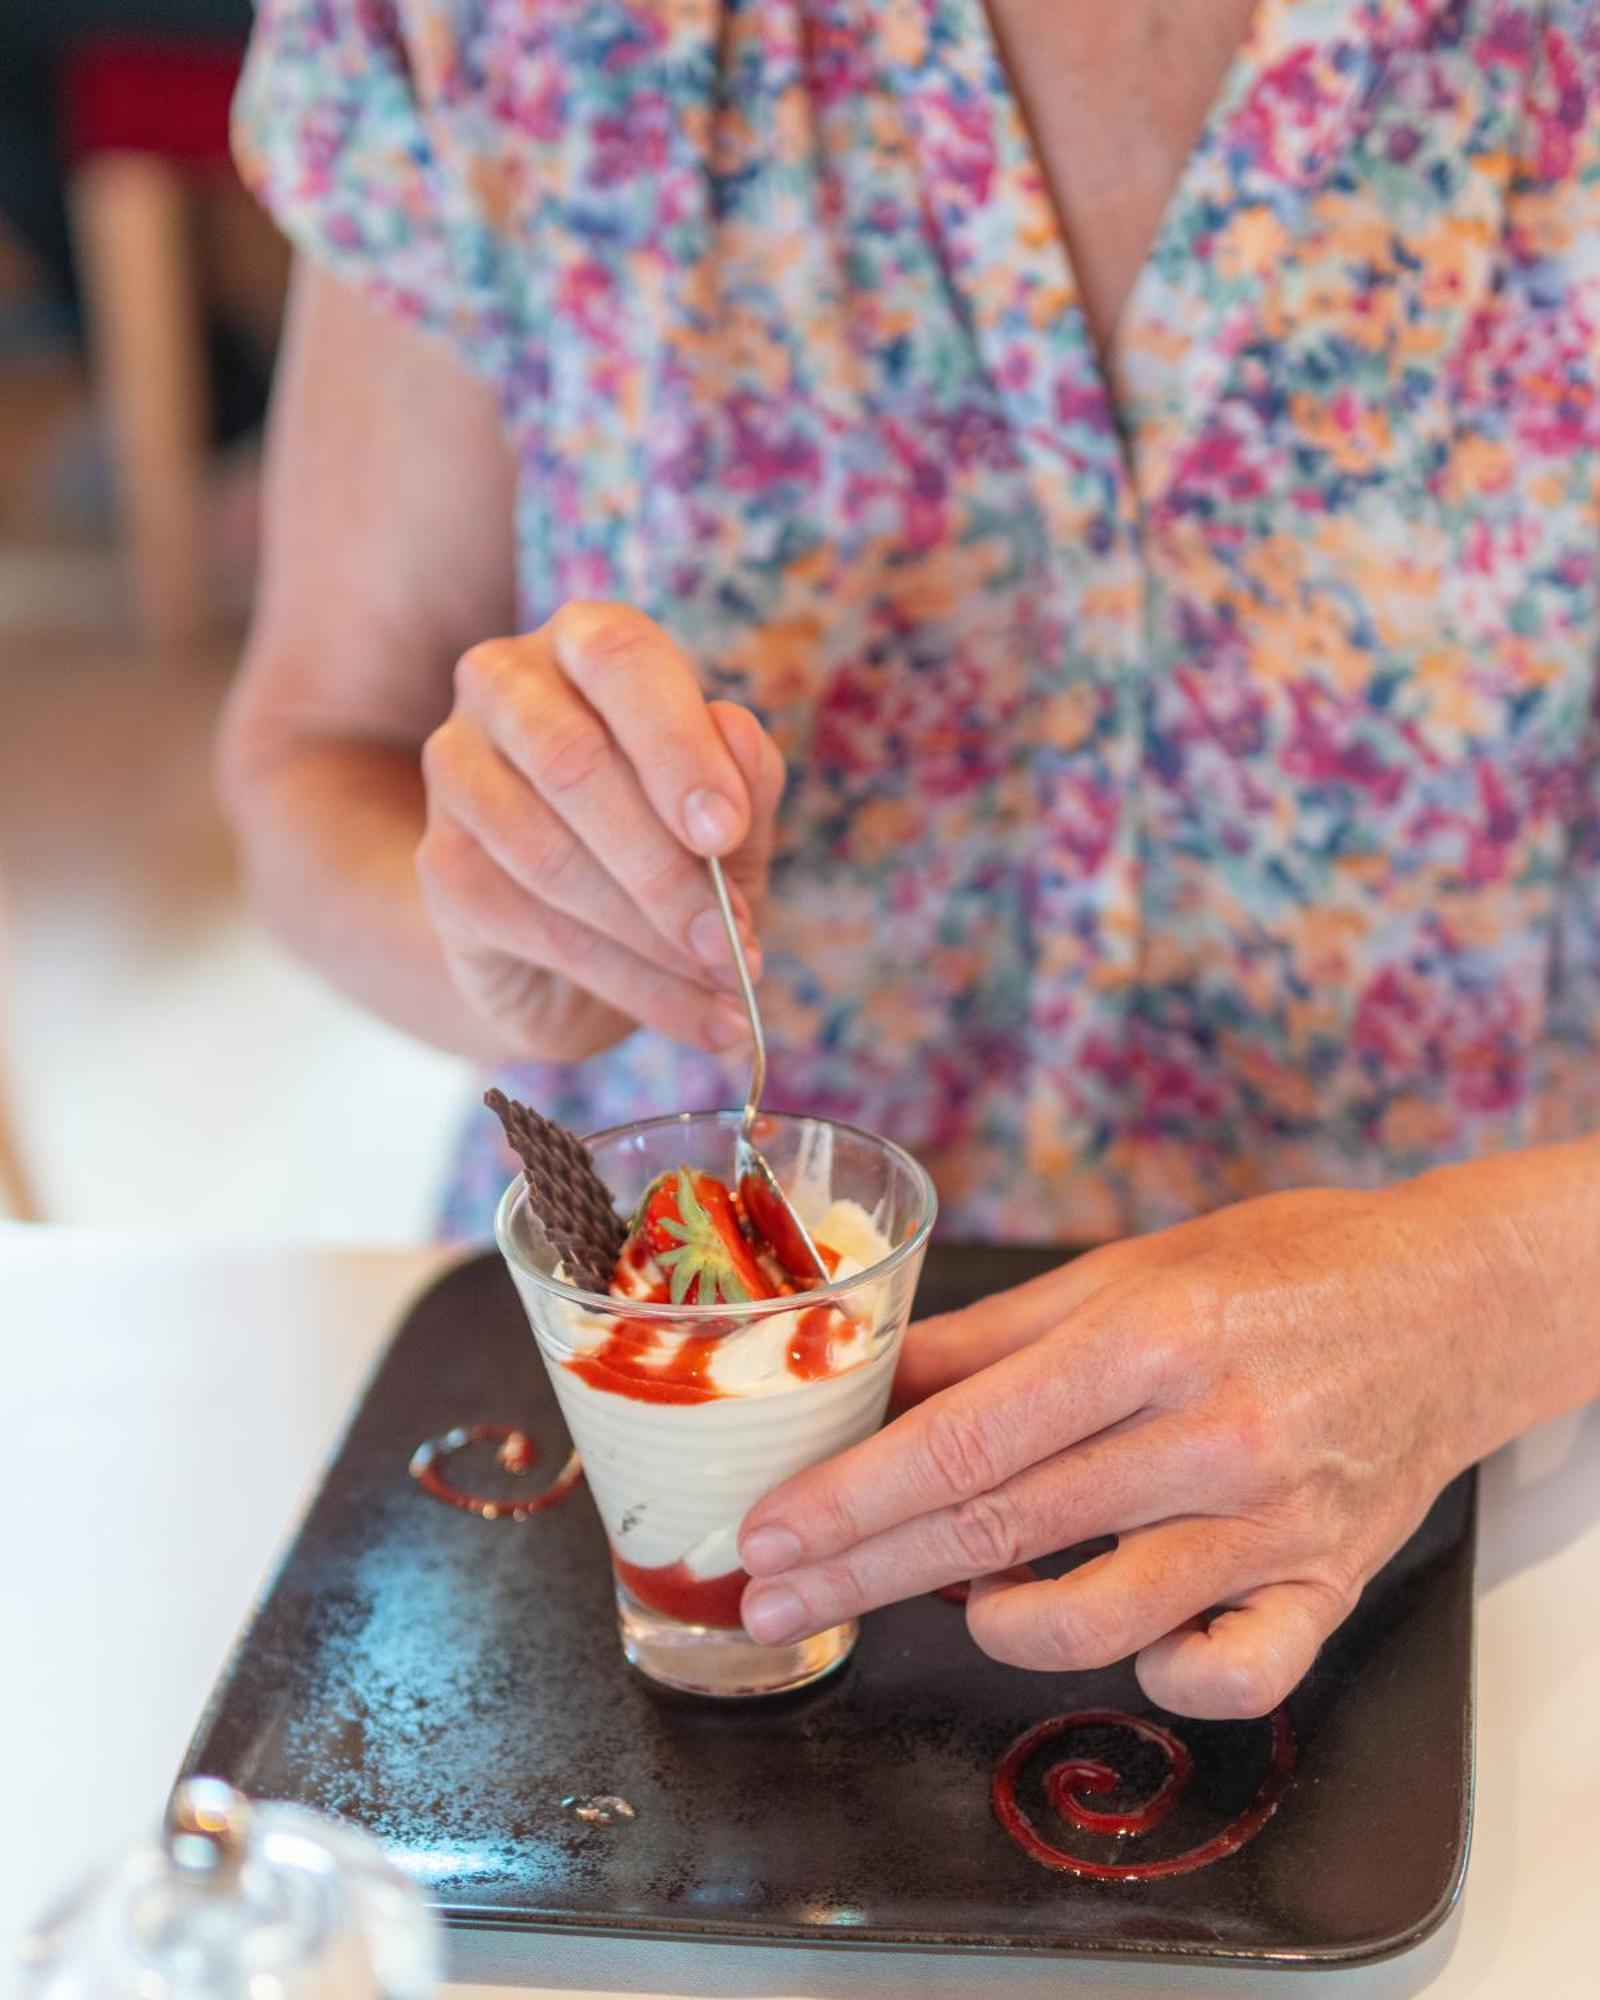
[616,1580,856,1698]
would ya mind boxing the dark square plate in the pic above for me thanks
[182,1246,1473,1969]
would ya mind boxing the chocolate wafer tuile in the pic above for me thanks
[485,1089,628,1292]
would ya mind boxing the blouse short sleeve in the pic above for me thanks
[232,0,511,382]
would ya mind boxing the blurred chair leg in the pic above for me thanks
[70,151,211,655]
[0,870,40,1222]
[0,1097,38,1222]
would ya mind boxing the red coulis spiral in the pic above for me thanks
[409,1421,583,1521]
[993,1706,1295,1881]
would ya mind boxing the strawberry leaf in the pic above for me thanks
[654,1166,755,1305]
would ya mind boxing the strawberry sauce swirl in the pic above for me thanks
[993,1707,1295,1881]
[409,1422,583,1521]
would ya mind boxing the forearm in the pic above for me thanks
[221,727,509,1064]
[1406,1133,1600,1468]
[216,262,528,1063]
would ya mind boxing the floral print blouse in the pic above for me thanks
[236,0,1600,1243]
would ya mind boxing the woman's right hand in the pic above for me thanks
[416,602,786,1064]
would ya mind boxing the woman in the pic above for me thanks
[222,0,1600,1719]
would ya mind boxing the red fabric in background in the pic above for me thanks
[63,36,244,168]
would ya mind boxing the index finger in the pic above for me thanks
[893,1238,1140,1407]
[551,601,752,855]
[738,1290,1152,1575]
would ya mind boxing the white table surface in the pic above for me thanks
[4,1223,1598,1999]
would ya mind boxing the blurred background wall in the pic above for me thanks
[0,10,471,1239]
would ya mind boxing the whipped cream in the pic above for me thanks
[547,1347,897,1572]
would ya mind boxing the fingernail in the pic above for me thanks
[688,905,763,983]
[742,1584,804,1644]
[710,953,762,994]
[741,1526,802,1575]
[684,788,740,854]
[705,998,751,1049]
[708,945,764,993]
[688,906,733,966]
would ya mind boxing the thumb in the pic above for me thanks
[1135,1580,1342,1720]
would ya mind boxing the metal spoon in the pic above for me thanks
[705,856,830,1286]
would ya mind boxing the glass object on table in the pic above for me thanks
[22,1777,440,2000]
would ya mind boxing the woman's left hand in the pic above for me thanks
[737,1159,1579,1718]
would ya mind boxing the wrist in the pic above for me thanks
[1403,1136,1600,1467]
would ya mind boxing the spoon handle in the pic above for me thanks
[705,856,765,1136]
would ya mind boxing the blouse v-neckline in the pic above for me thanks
[979,0,1272,383]
[887,0,1405,526]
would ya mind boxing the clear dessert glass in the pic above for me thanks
[494,1110,936,1698]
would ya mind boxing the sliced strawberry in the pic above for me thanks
[618,1166,778,1305]
[629,1171,688,1262]
[685,1173,778,1302]
[737,1170,836,1288]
